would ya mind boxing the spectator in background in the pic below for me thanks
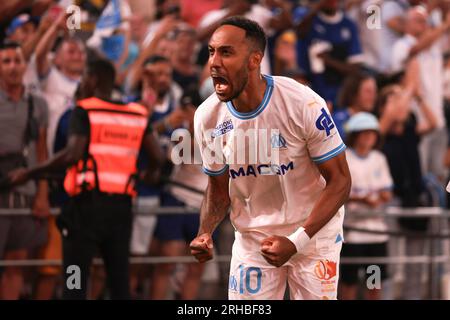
[345,0,387,76]
[35,33,86,155]
[0,41,49,300]
[150,88,208,300]
[294,0,364,107]
[272,30,298,76]
[114,13,150,85]
[33,87,81,300]
[340,112,393,300]
[127,55,192,298]
[125,16,179,98]
[7,58,164,300]
[333,72,378,140]
[381,1,444,74]
[137,56,184,137]
[378,63,436,208]
[7,12,56,96]
[171,24,200,89]
[0,0,54,42]
[180,0,223,28]
[391,6,450,183]
[5,14,38,54]
[30,8,86,300]
[379,0,414,73]
[142,0,181,48]
[376,62,437,299]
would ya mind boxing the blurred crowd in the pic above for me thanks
[1,0,450,300]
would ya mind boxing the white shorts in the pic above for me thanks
[130,196,159,255]
[228,208,344,300]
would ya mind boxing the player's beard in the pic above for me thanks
[228,68,249,102]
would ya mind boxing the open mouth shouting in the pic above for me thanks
[211,73,230,99]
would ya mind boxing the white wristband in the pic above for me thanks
[287,227,310,253]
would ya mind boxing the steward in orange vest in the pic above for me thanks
[64,97,149,197]
[7,59,163,300]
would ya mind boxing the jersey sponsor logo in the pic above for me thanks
[229,162,294,179]
[315,108,335,136]
[271,133,287,149]
[212,119,234,138]
[314,259,337,281]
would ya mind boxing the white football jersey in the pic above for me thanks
[194,75,345,234]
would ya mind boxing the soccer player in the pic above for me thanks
[190,16,351,300]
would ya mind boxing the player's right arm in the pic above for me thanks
[190,104,230,263]
[190,172,230,263]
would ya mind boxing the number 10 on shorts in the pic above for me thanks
[229,264,262,295]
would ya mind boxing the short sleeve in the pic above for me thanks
[194,110,228,176]
[300,92,346,164]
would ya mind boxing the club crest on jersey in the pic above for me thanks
[212,119,234,138]
[271,133,287,149]
[315,108,335,136]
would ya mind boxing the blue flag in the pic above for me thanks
[96,0,121,30]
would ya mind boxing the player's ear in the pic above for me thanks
[248,51,263,71]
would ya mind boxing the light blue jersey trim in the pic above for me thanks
[311,143,346,164]
[202,165,229,176]
[225,75,274,120]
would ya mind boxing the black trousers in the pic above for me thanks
[57,192,132,300]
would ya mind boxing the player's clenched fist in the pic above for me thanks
[190,233,214,263]
[260,236,297,267]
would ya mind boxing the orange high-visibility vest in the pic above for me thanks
[64,97,149,197]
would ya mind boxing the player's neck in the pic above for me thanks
[232,75,267,113]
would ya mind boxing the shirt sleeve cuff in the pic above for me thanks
[202,165,229,176]
[311,143,346,164]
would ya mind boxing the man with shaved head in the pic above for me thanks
[190,16,351,300]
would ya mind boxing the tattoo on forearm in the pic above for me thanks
[198,187,230,235]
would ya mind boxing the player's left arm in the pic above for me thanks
[261,90,351,267]
[302,152,351,237]
[261,152,351,267]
